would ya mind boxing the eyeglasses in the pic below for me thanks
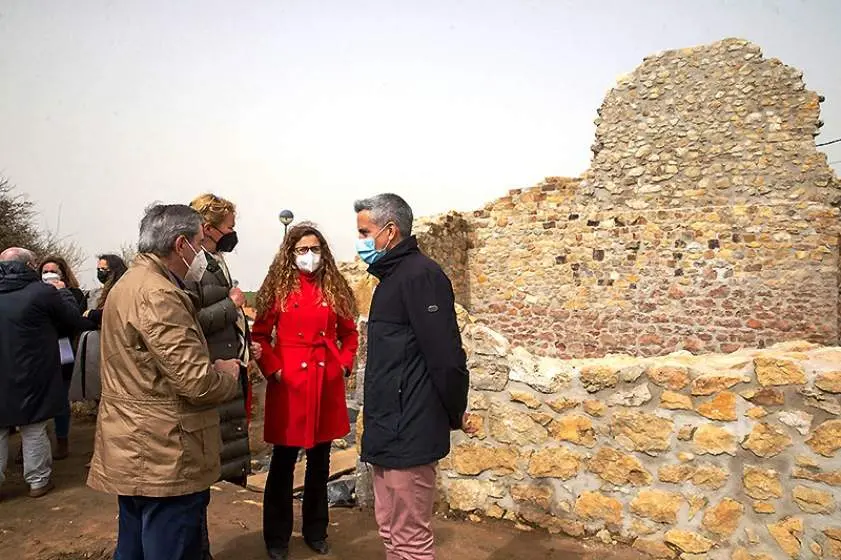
[293,246,322,256]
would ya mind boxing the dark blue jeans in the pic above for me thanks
[115,490,210,560]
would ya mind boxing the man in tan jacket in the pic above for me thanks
[87,204,241,560]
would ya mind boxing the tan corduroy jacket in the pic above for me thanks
[87,254,239,497]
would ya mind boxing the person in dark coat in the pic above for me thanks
[39,254,87,460]
[353,194,470,560]
[0,247,94,499]
[186,193,257,560]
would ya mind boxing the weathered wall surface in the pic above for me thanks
[443,318,841,559]
[465,38,840,357]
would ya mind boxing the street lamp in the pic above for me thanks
[278,209,294,238]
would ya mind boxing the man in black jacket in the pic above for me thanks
[354,194,469,560]
[0,247,94,499]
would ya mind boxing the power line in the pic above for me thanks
[817,137,841,147]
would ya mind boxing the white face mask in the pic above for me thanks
[295,251,321,274]
[181,239,209,283]
[42,271,61,284]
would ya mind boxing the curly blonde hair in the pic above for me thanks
[190,193,236,227]
[256,223,358,319]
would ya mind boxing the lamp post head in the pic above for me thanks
[278,210,294,226]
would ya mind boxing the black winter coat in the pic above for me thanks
[184,252,251,486]
[0,262,95,427]
[361,237,469,469]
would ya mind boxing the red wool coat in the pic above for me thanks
[252,273,359,449]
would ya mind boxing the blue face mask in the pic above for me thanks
[355,224,391,265]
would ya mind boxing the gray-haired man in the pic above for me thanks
[86,204,241,560]
[354,193,470,559]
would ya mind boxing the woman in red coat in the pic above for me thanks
[253,223,358,559]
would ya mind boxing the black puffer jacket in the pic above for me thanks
[185,252,251,486]
[361,237,469,469]
[0,261,95,427]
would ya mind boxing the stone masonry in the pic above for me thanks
[441,316,841,560]
[343,38,840,358]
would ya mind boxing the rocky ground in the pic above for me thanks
[0,420,643,560]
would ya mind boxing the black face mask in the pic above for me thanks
[215,230,239,253]
[97,269,110,284]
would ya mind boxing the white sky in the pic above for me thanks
[2,0,840,290]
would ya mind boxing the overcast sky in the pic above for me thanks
[2,0,839,290]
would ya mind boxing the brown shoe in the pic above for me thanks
[29,481,55,498]
[53,437,69,460]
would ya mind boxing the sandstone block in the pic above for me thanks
[807,419,841,457]
[778,410,813,436]
[688,495,707,520]
[742,422,792,458]
[701,497,744,538]
[753,501,775,514]
[508,349,569,394]
[510,483,554,510]
[545,397,580,414]
[527,446,584,480]
[816,371,841,394]
[647,366,691,390]
[792,466,841,486]
[447,480,503,512]
[583,400,607,417]
[660,391,693,410]
[691,373,748,396]
[747,406,768,419]
[694,424,737,455]
[488,402,548,446]
[611,411,674,455]
[608,384,652,407]
[574,491,623,525]
[741,387,785,406]
[754,356,807,386]
[767,517,803,558]
[509,390,542,409]
[696,391,738,421]
[630,489,683,524]
[633,539,678,559]
[469,392,489,410]
[664,530,714,554]
[462,412,486,439]
[470,362,511,392]
[547,415,597,447]
[792,485,836,514]
[732,548,774,560]
[451,443,519,475]
[580,365,619,392]
[692,463,730,490]
[743,466,783,499]
[588,447,652,486]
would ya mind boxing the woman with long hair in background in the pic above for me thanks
[252,223,358,560]
[38,255,87,460]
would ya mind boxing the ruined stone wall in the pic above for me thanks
[464,38,840,357]
[441,318,841,559]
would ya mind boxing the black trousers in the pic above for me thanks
[263,442,331,550]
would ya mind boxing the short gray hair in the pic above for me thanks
[137,204,202,257]
[0,247,37,266]
[353,193,414,236]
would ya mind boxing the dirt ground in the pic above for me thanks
[0,421,643,560]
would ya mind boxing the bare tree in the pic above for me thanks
[0,176,86,269]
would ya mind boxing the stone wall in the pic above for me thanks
[463,38,840,357]
[441,317,841,559]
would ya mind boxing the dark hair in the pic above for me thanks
[96,254,128,309]
[255,222,357,319]
[39,255,80,289]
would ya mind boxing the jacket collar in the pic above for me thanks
[133,253,186,289]
[0,261,39,293]
[367,236,420,280]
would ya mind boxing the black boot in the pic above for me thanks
[305,539,330,555]
[267,546,288,560]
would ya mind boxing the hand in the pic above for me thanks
[214,359,241,379]
[272,371,282,383]
[49,280,66,289]
[250,342,262,360]
[462,412,479,435]
[229,287,245,308]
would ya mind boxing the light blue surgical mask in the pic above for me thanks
[355,224,391,265]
